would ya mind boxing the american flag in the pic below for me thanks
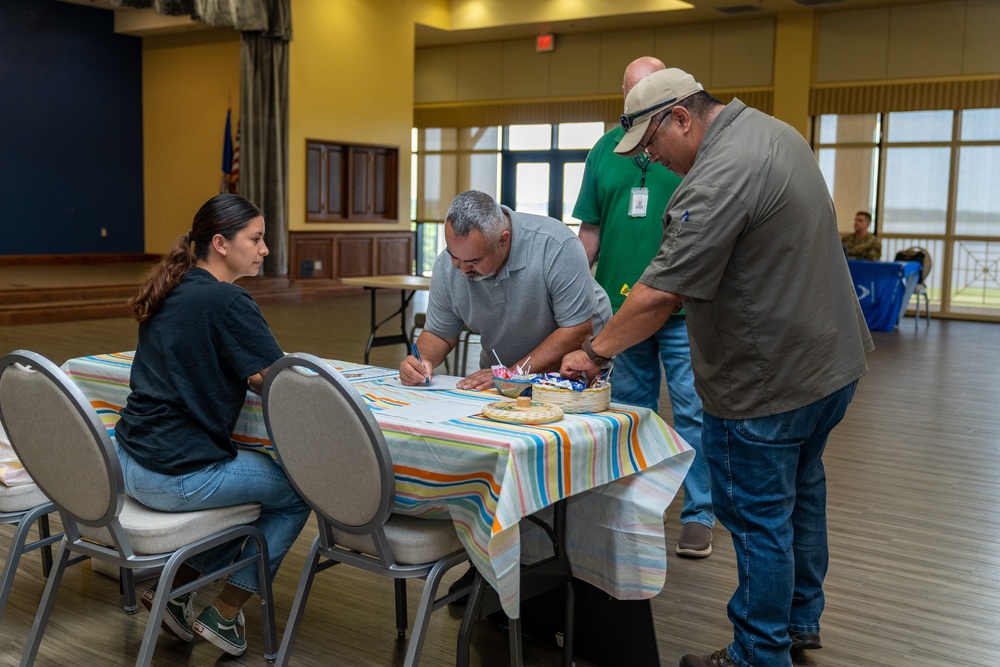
[221,108,234,194]
[230,125,240,195]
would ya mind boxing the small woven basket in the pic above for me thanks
[531,383,611,413]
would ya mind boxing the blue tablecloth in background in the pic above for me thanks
[848,260,922,332]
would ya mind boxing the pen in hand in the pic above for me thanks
[410,343,430,386]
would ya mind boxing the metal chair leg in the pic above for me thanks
[395,579,408,638]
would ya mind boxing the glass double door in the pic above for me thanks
[500,150,589,226]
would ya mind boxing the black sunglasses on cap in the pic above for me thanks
[619,97,678,132]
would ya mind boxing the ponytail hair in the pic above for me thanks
[130,194,264,322]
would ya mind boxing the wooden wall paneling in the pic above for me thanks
[290,237,333,281]
[376,235,413,275]
[336,236,375,278]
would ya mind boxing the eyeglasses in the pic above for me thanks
[637,113,670,154]
[619,97,677,131]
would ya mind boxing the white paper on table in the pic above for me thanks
[380,375,465,391]
[379,398,482,423]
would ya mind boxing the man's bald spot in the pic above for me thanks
[622,56,666,95]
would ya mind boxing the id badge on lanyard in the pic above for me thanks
[629,188,649,217]
[628,154,651,218]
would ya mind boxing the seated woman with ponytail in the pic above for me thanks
[114,193,310,657]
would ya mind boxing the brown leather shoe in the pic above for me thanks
[676,522,713,558]
[790,631,822,651]
[679,648,736,666]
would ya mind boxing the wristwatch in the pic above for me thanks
[581,336,612,367]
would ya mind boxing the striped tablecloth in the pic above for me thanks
[61,352,694,618]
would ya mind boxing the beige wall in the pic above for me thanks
[142,30,241,254]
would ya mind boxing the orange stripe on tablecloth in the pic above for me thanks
[546,424,573,497]
[615,407,649,469]
[91,400,123,411]
[231,433,270,446]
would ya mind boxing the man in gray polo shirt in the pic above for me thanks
[561,69,873,667]
[401,189,610,391]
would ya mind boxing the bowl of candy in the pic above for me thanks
[530,372,611,413]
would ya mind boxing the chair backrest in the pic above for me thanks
[894,246,932,284]
[262,353,393,534]
[0,351,123,530]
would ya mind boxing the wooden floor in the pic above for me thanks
[1,296,998,667]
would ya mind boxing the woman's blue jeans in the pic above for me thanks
[116,445,311,594]
[610,314,715,529]
[703,380,857,667]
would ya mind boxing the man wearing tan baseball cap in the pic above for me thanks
[613,68,704,159]
[562,66,873,667]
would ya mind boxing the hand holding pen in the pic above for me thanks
[410,343,430,386]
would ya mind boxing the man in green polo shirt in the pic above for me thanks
[573,56,715,559]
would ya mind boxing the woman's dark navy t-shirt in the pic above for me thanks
[115,268,284,474]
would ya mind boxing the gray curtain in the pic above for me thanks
[110,0,291,276]
[241,0,291,276]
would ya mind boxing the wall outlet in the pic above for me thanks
[313,260,322,271]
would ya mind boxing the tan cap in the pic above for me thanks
[614,68,704,158]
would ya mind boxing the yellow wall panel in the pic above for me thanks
[548,33,602,98]
[887,1,965,79]
[772,11,814,139]
[963,0,1000,75]
[456,42,504,101]
[815,8,889,83]
[710,18,774,90]
[288,0,414,232]
[653,24,714,85]
[415,46,459,103]
[501,39,551,99]
[598,29,657,93]
[142,31,240,254]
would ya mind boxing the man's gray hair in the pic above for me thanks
[446,190,509,248]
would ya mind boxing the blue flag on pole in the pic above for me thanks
[221,108,234,194]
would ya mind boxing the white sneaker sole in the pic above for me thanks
[194,616,247,656]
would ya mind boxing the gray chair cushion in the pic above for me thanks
[0,482,50,513]
[79,497,261,555]
[332,515,463,566]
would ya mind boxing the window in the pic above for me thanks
[412,123,605,276]
[814,108,1000,320]
[306,139,398,222]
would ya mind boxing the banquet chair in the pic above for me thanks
[262,353,472,667]
[0,483,58,626]
[894,246,932,326]
[0,350,276,667]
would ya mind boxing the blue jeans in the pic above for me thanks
[116,446,311,594]
[610,315,714,528]
[703,381,858,667]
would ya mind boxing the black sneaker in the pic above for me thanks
[447,564,477,607]
[790,631,822,651]
[679,648,736,666]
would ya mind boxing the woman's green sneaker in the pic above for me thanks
[193,605,247,656]
[140,586,195,642]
